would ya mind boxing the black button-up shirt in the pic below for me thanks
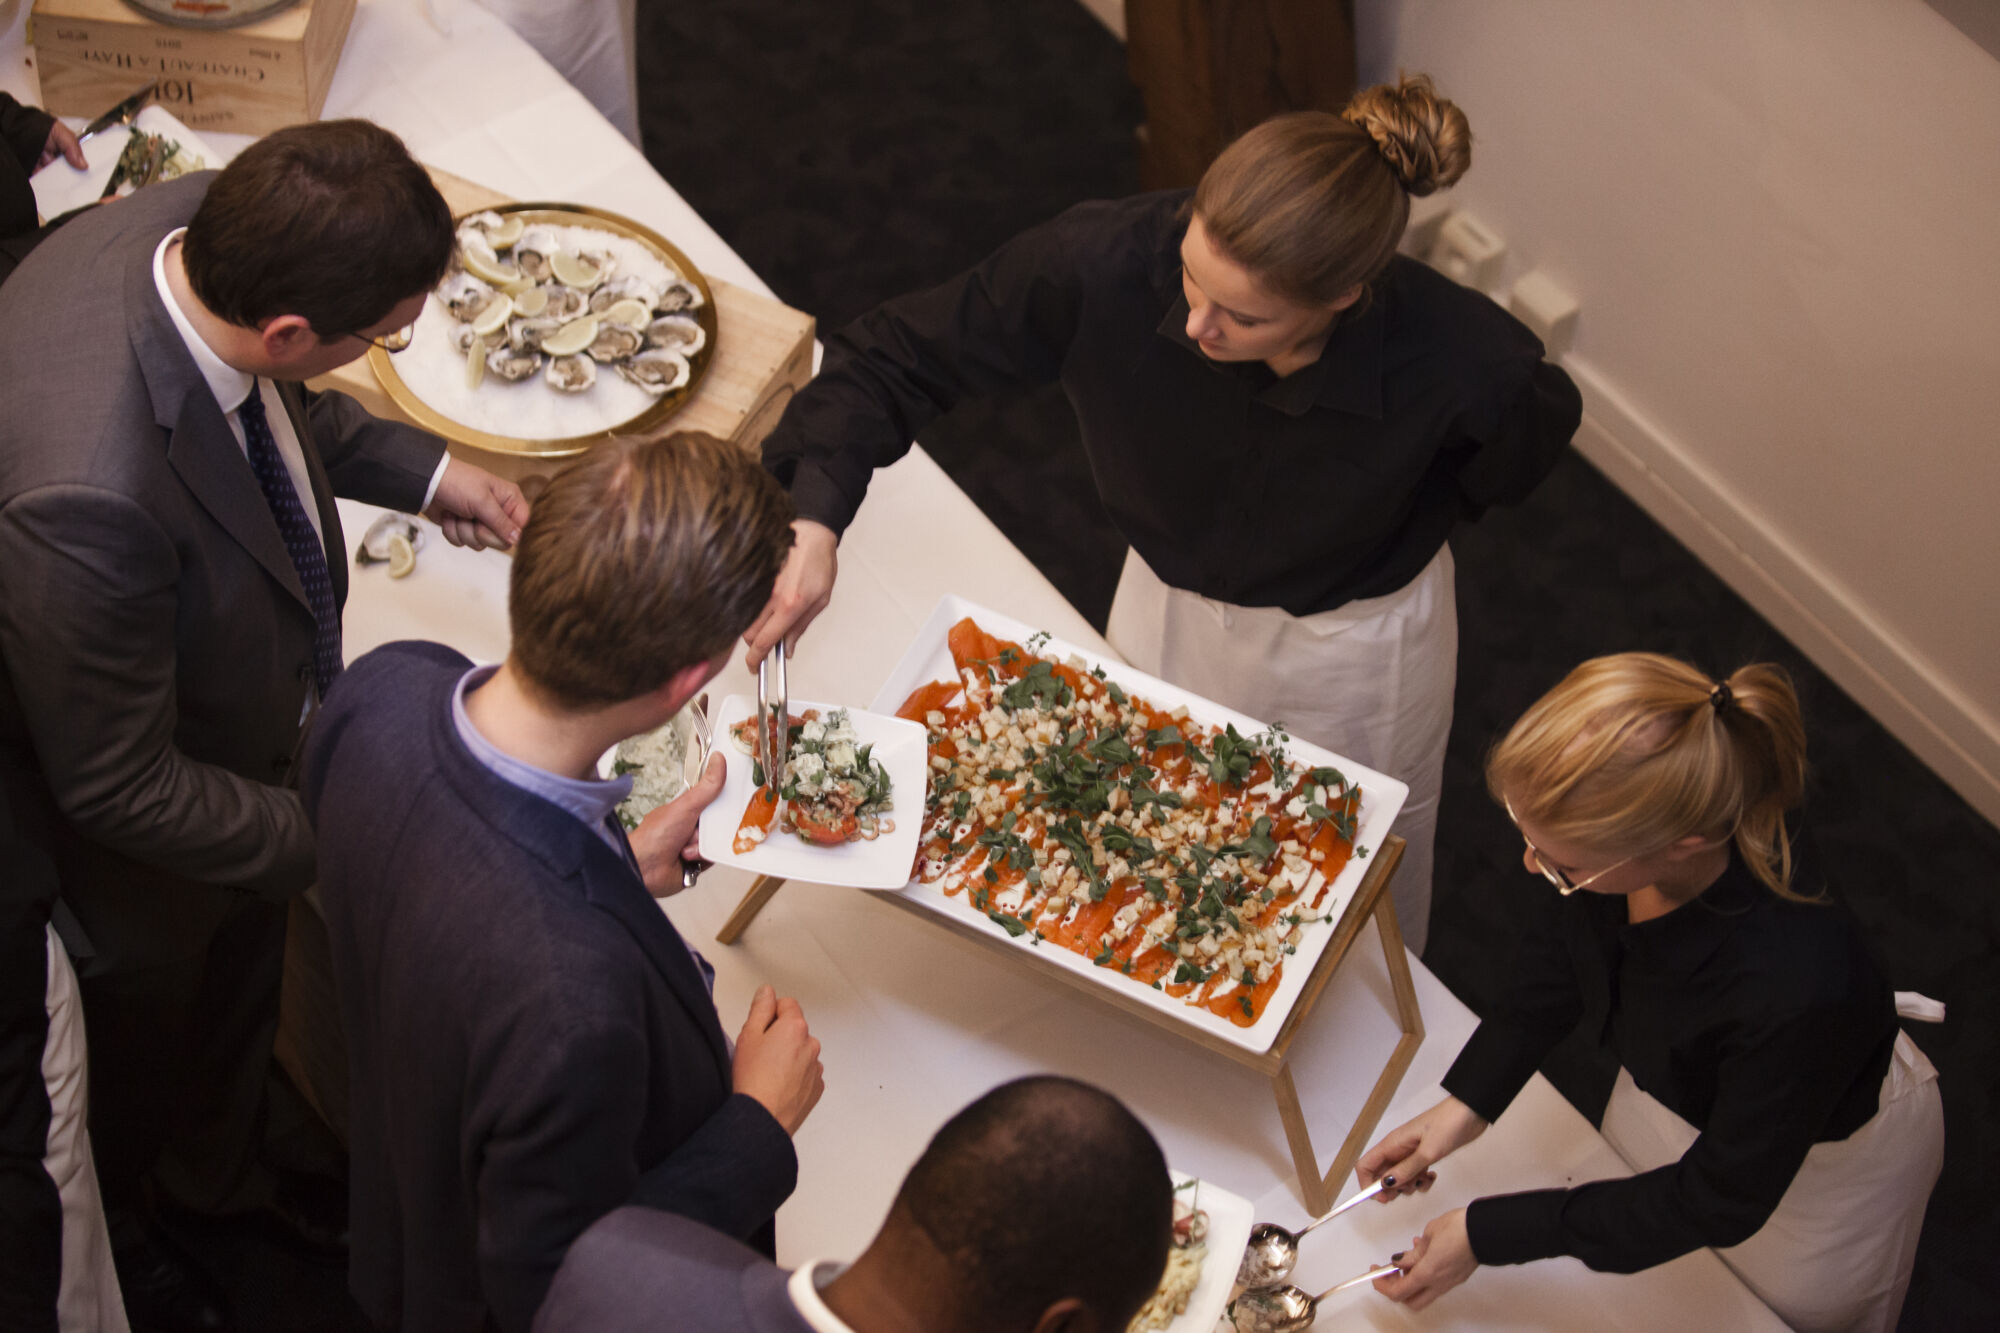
[762,190,1582,614]
[1443,853,1897,1273]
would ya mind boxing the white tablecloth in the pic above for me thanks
[3,1,1786,1325]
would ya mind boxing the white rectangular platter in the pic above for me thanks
[695,694,928,890]
[869,594,1408,1055]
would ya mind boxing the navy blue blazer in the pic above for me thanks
[534,1207,814,1333]
[301,642,796,1333]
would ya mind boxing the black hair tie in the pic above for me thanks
[1709,682,1734,714]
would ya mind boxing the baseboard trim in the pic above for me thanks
[1563,357,2000,830]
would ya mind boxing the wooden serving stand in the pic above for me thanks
[716,835,1424,1215]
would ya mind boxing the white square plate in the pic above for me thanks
[1165,1171,1253,1333]
[694,694,928,889]
[869,595,1409,1054]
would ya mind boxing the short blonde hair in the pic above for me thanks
[1486,654,1813,901]
[509,433,794,711]
[1192,74,1471,308]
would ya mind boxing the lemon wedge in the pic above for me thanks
[550,250,605,290]
[484,215,526,250]
[465,336,486,389]
[470,294,515,338]
[599,298,651,329]
[460,246,522,287]
[501,275,539,297]
[386,531,417,579]
[512,286,550,318]
[540,316,599,357]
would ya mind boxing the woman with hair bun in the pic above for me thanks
[1356,653,1943,1331]
[753,75,1581,953]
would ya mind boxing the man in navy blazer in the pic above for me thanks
[302,434,824,1333]
[536,1077,1175,1333]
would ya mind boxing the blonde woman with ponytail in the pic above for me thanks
[1355,654,1943,1331]
[751,76,1582,954]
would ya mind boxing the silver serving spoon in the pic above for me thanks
[1229,1263,1404,1333]
[1234,1176,1395,1290]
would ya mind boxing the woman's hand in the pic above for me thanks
[1373,1208,1478,1310]
[732,984,825,1134]
[1356,1095,1488,1201]
[742,519,837,668]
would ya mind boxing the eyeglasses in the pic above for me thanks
[1502,797,1638,897]
[352,324,414,353]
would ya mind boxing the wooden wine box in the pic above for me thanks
[29,0,357,137]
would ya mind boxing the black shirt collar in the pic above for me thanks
[1151,269,1388,420]
[1617,856,1763,978]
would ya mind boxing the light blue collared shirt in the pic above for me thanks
[451,666,717,1000]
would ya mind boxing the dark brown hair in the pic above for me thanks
[1193,74,1471,307]
[508,433,795,711]
[182,119,453,337]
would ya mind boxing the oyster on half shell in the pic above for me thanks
[644,313,706,356]
[588,274,661,314]
[546,354,597,394]
[655,277,705,313]
[485,345,544,383]
[617,348,691,395]
[587,323,645,364]
[513,226,562,283]
[437,272,497,323]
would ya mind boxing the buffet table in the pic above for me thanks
[1,2,1787,1327]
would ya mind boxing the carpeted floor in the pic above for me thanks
[634,1,2000,1327]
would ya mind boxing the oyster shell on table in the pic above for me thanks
[355,512,426,565]
[588,274,662,314]
[485,345,544,383]
[546,354,597,394]
[655,277,705,313]
[617,348,692,395]
[586,323,645,364]
[437,272,498,323]
[644,313,706,356]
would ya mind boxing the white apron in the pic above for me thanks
[1105,545,1456,956]
[1599,1031,1942,1333]
[42,926,130,1333]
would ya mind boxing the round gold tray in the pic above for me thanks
[368,202,719,461]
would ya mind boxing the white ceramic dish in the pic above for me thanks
[868,595,1409,1055]
[1163,1171,1254,1333]
[694,694,928,889]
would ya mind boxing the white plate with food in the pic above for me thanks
[1139,1172,1253,1333]
[693,695,927,889]
[870,595,1407,1055]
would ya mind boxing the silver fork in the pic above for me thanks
[680,693,713,888]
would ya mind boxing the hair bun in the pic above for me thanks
[1342,74,1472,198]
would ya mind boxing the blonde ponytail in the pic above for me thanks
[1486,654,1816,902]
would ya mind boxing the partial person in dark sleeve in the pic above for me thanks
[746,74,1582,956]
[1355,653,1943,1332]
[301,434,823,1333]
[0,92,85,285]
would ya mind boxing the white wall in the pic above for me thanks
[1355,0,2000,825]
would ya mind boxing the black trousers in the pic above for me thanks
[63,869,287,1218]
[1,788,62,1333]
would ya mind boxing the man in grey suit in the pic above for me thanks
[0,118,528,1330]
[536,1077,1176,1333]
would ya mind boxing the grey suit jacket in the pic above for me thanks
[535,1208,815,1333]
[0,173,445,942]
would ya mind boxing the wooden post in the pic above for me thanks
[715,874,788,945]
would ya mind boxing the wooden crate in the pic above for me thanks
[311,168,817,492]
[30,0,356,137]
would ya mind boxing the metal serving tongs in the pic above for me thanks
[679,693,713,889]
[754,638,789,803]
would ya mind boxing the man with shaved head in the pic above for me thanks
[535,1075,1175,1333]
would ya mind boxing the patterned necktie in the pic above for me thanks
[238,383,341,695]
